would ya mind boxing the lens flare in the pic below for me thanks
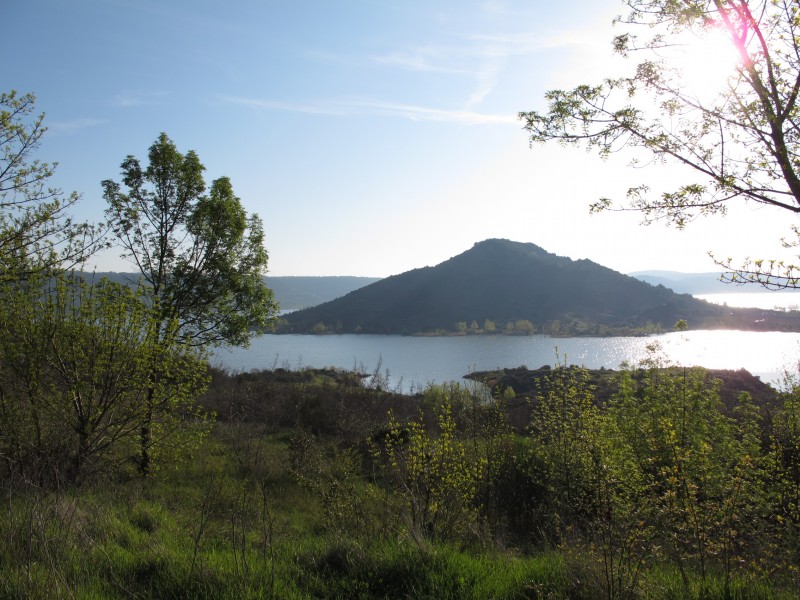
[671,25,741,103]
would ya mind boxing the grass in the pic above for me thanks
[1,424,793,600]
[287,538,571,600]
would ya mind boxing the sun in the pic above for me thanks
[669,25,741,103]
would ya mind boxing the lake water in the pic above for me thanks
[213,329,800,392]
[212,292,800,392]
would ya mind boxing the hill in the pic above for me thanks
[283,239,800,335]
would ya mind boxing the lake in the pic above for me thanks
[212,292,800,392]
[213,329,800,392]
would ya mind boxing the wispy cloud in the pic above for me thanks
[371,47,473,74]
[466,62,501,109]
[370,28,590,75]
[221,95,516,125]
[111,90,169,108]
[48,118,106,135]
[369,27,595,111]
[470,30,600,54]
[351,99,516,124]
[221,96,351,117]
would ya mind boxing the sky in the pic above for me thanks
[2,0,796,277]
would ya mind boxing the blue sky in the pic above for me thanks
[2,0,792,276]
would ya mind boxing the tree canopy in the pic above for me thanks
[0,91,101,278]
[102,133,277,348]
[520,0,800,288]
[0,98,219,483]
[103,133,277,473]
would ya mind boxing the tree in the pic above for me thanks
[766,374,800,571]
[103,133,277,348]
[530,364,604,534]
[513,319,535,334]
[607,356,767,593]
[0,273,209,485]
[0,91,101,278]
[102,133,277,473]
[520,1,800,288]
[371,398,485,545]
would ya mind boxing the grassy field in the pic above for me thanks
[0,424,571,599]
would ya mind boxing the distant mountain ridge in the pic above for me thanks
[283,239,800,335]
[264,276,381,309]
[629,270,756,294]
[76,272,379,310]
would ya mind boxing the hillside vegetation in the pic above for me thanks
[3,359,800,599]
[283,239,800,335]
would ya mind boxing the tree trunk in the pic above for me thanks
[138,385,155,476]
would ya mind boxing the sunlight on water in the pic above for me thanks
[214,330,800,393]
[656,330,800,381]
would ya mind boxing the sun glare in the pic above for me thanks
[670,26,741,103]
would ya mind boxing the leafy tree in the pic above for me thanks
[607,356,767,593]
[0,98,211,484]
[371,398,485,545]
[0,91,101,279]
[0,273,209,485]
[102,133,277,473]
[766,374,800,574]
[520,362,648,595]
[520,1,800,288]
[103,133,277,348]
[513,319,535,334]
[530,364,604,535]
